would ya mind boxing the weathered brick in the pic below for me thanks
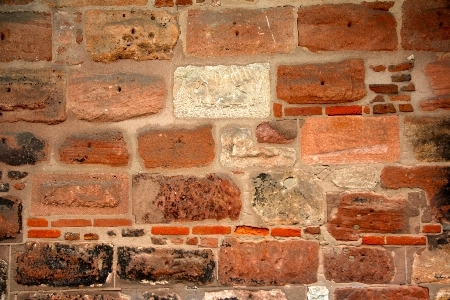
[138,125,214,169]
[13,183,25,191]
[93,219,132,227]
[391,74,412,82]
[64,232,80,241]
[44,0,147,7]
[219,238,319,285]
[204,290,287,300]
[16,242,113,287]
[133,173,241,223]
[331,166,377,189]
[371,95,385,103]
[325,105,362,116]
[27,218,48,227]
[301,116,400,164]
[186,237,197,245]
[18,292,128,300]
[0,132,47,166]
[334,286,429,300]
[425,57,450,96]
[186,7,294,57]
[422,224,442,233]
[284,107,322,117]
[373,103,396,114]
[255,121,297,144]
[401,83,416,92]
[192,226,231,235]
[273,103,283,118]
[304,227,321,235]
[117,247,215,285]
[362,235,385,245]
[437,288,450,300]
[200,237,218,248]
[86,10,179,62]
[151,226,189,235]
[122,228,144,237]
[84,233,99,240]
[0,184,9,193]
[0,12,52,62]
[70,73,165,122]
[386,235,426,245]
[389,61,414,72]
[323,246,394,283]
[0,69,66,124]
[51,219,92,227]
[401,0,450,51]
[0,196,22,241]
[413,246,450,284]
[8,171,28,180]
[170,238,183,245]
[53,11,84,65]
[59,132,129,166]
[27,230,61,238]
[31,174,129,216]
[390,94,411,101]
[155,0,173,6]
[370,65,386,72]
[420,97,450,111]
[142,292,181,300]
[0,0,33,4]
[271,228,301,237]
[277,60,365,104]
[298,4,397,52]
[234,226,269,236]
[173,64,270,118]
[369,84,398,94]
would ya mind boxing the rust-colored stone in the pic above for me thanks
[425,57,450,96]
[413,245,450,284]
[369,84,398,94]
[0,0,33,4]
[391,74,411,82]
[0,196,22,241]
[335,286,429,300]
[420,96,450,111]
[255,121,297,144]
[155,0,174,6]
[0,132,47,166]
[373,103,396,114]
[277,60,365,104]
[370,65,386,72]
[43,0,147,6]
[18,292,129,300]
[389,61,414,72]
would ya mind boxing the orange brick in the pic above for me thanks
[234,226,269,236]
[284,106,322,117]
[363,105,370,114]
[84,233,99,240]
[93,218,132,227]
[271,228,301,237]
[14,183,26,190]
[390,94,411,101]
[325,105,362,116]
[192,226,231,235]
[422,224,442,234]
[151,226,190,235]
[28,229,61,238]
[362,235,386,245]
[304,227,321,235]
[51,219,92,227]
[27,218,48,227]
[399,104,414,112]
[386,235,426,245]
[273,103,283,118]
[171,238,184,245]
[186,237,198,245]
[200,237,218,247]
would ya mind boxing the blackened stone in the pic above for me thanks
[8,171,28,180]
[0,183,9,192]
[122,228,145,237]
[427,231,450,251]
[0,196,22,241]
[19,292,128,300]
[142,292,182,300]
[107,231,116,236]
[0,259,6,300]
[151,237,167,245]
[0,132,47,166]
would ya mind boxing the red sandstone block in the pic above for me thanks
[271,228,301,237]
[362,235,386,245]
[386,235,426,245]
[200,237,218,248]
[326,105,362,116]
[28,229,61,238]
[234,226,269,236]
[304,227,321,235]
[186,237,198,245]
[84,233,99,240]
[284,107,322,116]
[27,218,48,227]
[399,104,414,112]
[93,219,132,227]
[51,219,92,227]
[192,226,231,235]
[273,103,283,118]
[422,224,442,234]
[151,226,189,235]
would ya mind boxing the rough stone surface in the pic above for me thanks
[425,57,450,96]
[401,0,450,51]
[54,11,84,65]
[122,229,144,237]
[138,125,214,169]
[277,60,366,104]
[255,121,297,144]
[0,196,22,241]
[220,127,296,169]
[0,184,9,193]
[334,286,429,300]
[301,116,400,164]
[0,132,47,166]
[142,291,181,300]
[70,73,165,122]
[373,103,397,114]
[219,238,319,285]
[307,286,329,300]
[203,290,287,300]
[16,242,113,287]
[298,4,397,52]
[173,64,270,118]
[323,246,394,283]
[186,7,295,57]
[413,246,450,284]
[86,10,179,62]
[251,172,325,226]
[420,96,450,111]
[132,173,241,224]
[0,259,5,300]
[437,288,450,300]
[43,0,147,6]
[369,84,398,94]
[117,247,215,285]
[391,74,411,82]
[7,171,28,180]
[31,173,129,216]
[331,166,377,189]
[18,292,128,300]
[0,12,52,62]
[0,69,66,124]
[59,132,129,166]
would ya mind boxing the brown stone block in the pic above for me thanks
[334,286,429,300]
[0,132,47,166]
[0,196,22,242]
[425,57,450,96]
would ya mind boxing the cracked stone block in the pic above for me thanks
[203,289,288,300]
[0,196,22,242]
[331,166,377,189]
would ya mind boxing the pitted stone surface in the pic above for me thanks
[413,245,450,284]
[221,128,296,169]
[331,166,377,189]
[307,286,329,300]
[86,11,179,62]
[437,288,450,300]
[132,173,241,223]
[16,242,113,287]
[19,292,128,300]
[0,259,6,300]
[142,291,181,300]
[0,132,47,166]
[117,247,215,285]
[334,286,430,300]
[251,172,325,226]
[203,289,287,300]
[0,196,22,241]
[174,64,270,118]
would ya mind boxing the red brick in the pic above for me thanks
[298,3,397,52]
[155,0,173,6]
[255,121,297,144]
[277,60,365,104]
[390,94,411,101]
[27,218,48,227]
[373,103,397,114]
[200,237,218,248]
[138,125,214,169]
[401,0,450,51]
[271,228,301,237]
[64,232,80,241]
[93,219,132,227]
[401,83,416,92]
[364,105,370,114]
[326,105,362,116]
[425,57,450,96]
[369,84,398,94]
[192,226,231,235]
[51,219,92,227]
[171,238,184,245]
[420,97,450,111]
[84,233,99,240]
[176,0,192,4]
[28,229,61,238]
[304,227,321,235]
[335,286,429,300]
[44,0,147,6]
[0,0,33,4]
[0,133,47,167]
[59,132,129,166]
[362,235,386,245]
[186,237,198,245]
[301,116,400,164]
[0,12,52,62]
[422,224,442,234]
[273,103,283,118]
[386,235,426,245]
[285,107,322,116]
[389,61,414,72]
[399,104,414,112]
[151,226,189,235]
[371,95,385,103]
[186,7,295,57]
[234,226,269,236]
[370,65,386,72]
[70,72,165,122]
[14,183,26,190]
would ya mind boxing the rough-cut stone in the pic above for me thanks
[138,125,214,169]
[0,259,6,300]
[373,103,397,114]
[59,132,129,166]
[301,116,400,164]
[204,290,287,300]
[186,7,294,57]
[31,174,129,216]
[7,171,28,180]
[437,288,450,300]
[255,121,297,144]
[425,57,450,96]
[369,84,398,94]
[70,73,165,122]
[0,69,66,124]
[43,0,147,6]
[16,242,113,287]
[323,246,394,283]
[251,172,324,226]
[334,286,429,300]
[389,61,414,72]
[54,11,84,65]
[122,229,144,237]
[86,11,179,62]
[404,116,450,162]
[0,184,9,193]
[331,166,377,189]
[220,127,296,168]
[401,0,450,51]
[0,12,52,62]
[391,74,412,82]
[173,64,270,118]
[307,286,329,300]
[117,247,215,285]
[420,96,450,111]
[132,173,241,223]
[219,238,319,285]
[298,4,397,52]
[277,60,365,104]
[18,292,129,300]
[0,132,47,166]
[413,246,450,284]
[142,291,181,300]
[0,196,22,241]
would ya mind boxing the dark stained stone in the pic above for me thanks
[0,259,6,300]
[0,132,47,166]
[7,171,28,180]
[18,292,128,300]
[0,196,22,241]
[427,231,450,251]
[142,291,182,300]
[122,228,144,237]
[0,183,9,193]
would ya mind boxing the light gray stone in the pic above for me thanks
[174,63,270,118]
[220,128,296,169]
[412,246,450,284]
[331,166,377,189]
[307,286,329,300]
[203,289,287,300]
